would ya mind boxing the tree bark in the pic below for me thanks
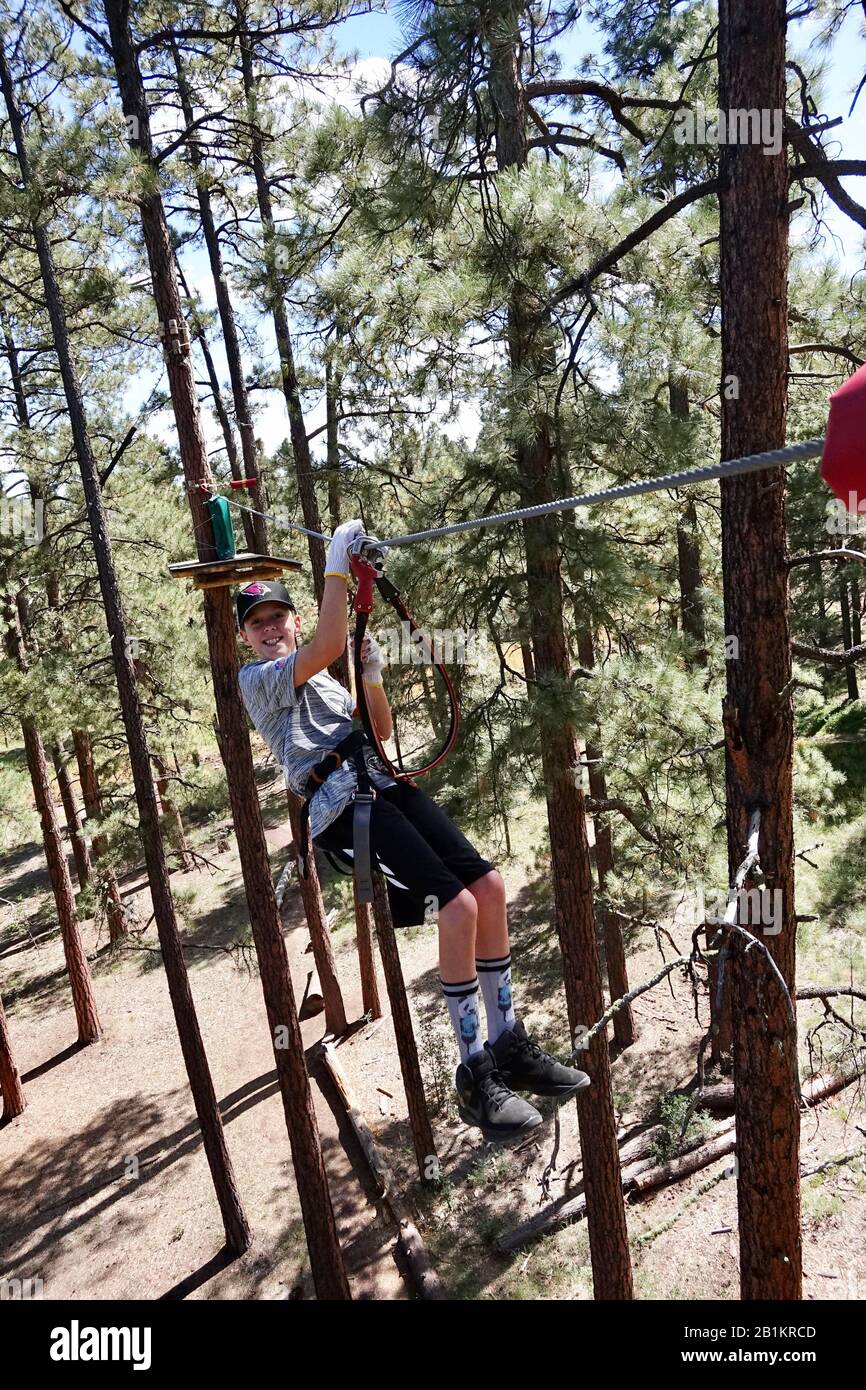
[100,0,348,1296]
[237,3,326,600]
[22,716,103,1044]
[72,729,127,941]
[484,0,633,1299]
[839,574,859,700]
[285,790,347,1036]
[575,628,634,1049]
[371,872,436,1180]
[170,38,268,554]
[2,596,102,1047]
[51,741,93,891]
[0,990,26,1120]
[669,378,708,666]
[353,883,382,1019]
[175,259,251,546]
[153,753,195,872]
[0,33,252,1258]
[718,0,802,1300]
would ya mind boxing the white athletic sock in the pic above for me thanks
[476,954,517,1042]
[440,976,484,1063]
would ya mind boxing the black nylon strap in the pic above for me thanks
[298,729,376,888]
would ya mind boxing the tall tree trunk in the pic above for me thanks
[669,378,708,667]
[285,791,347,1036]
[23,717,103,1043]
[153,753,195,872]
[666,386,726,1059]
[371,873,436,1180]
[718,0,801,1301]
[575,628,634,1049]
[170,39,268,553]
[2,299,126,943]
[175,261,253,547]
[100,0,348,1296]
[3,598,102,1046]
[235,11,352,690]
[851,574,862,651]
[51,741,93,890]
[353,884,381,1020]
[72,729,127,942]
[325,346,343,534]
[0,990,26,1120]
[237,3,326,599]
[839,574,859,701]
[484,0,633,1299]
[0,37,251,1258]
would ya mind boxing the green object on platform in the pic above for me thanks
[206,495,236,560]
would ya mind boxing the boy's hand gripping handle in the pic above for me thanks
[349,535,386,614]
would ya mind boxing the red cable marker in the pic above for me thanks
[821,362,866,510]
[229,478,258,490]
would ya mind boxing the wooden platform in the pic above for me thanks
[168,551,303,591]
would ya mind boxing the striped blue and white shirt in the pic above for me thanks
[238,651,395,839]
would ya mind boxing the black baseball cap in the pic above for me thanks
[236,580,296,630]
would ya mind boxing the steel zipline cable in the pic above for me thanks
[223,436,826,552]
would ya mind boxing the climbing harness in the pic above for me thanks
[297,729,376,902]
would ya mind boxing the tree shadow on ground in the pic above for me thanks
[0,840,51,920]
[0,1055,393,1301]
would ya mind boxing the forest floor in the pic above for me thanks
[1,736,865,1301]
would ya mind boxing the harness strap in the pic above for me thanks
[297,730,376,903]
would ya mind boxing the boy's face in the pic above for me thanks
[239,601,301,661]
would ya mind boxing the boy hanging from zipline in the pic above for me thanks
[236,518,590,1142]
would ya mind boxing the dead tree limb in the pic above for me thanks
[318,1037,445,1300]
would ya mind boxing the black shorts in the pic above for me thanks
[313,781,495,929]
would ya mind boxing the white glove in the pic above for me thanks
[325,518,366,580]
[361,634,386,684]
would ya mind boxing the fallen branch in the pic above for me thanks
[695,1047,866,1117]
[801,1145,866,1180]
[497,1126,667,1253]
[630,1123,737,1196]
[634,1164,732,1249]
[321,1037,392,1196]
[498,1051,866,1253]
[318,1036,445,1301]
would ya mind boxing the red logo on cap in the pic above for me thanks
[241,582,269,596]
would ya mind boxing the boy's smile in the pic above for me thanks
[239,602,301,661]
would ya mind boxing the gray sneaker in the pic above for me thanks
[455,1046,544,1142]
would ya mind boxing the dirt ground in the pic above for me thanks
[1,746,865,1301]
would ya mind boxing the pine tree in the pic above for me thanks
[0,23,252,1256]
[718,0,801,1300]
[99,0,349,1298]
